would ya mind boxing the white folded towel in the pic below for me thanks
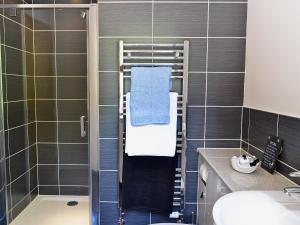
[125,92,178,157]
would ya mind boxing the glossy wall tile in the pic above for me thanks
[242,108,300,185]
[98,1,247,224]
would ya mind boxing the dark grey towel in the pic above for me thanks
[121,154,176,214]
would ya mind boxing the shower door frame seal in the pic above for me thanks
[2,4,100,225]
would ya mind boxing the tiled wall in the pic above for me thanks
[242,108,300,186]
[98,0,247,224]
[0,36,7,225]
[0,6,38,222]
[33,7,89,195]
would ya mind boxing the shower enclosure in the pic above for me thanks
[0,3,99,225]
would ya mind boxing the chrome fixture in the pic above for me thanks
[283,171,300,196]
[81,11,86,19]
[289,171,300,177]
[80,115,87,137]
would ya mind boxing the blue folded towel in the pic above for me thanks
[130,67,172,126]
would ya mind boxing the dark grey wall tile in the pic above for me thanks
[28,123,36,146]
[58,122,88,143]
[56,54,87,77]
[99,171,118,202]
[99,72,118,105]
[35,77,56,99]
[206,107,242,139]
[186,172,198,203]
[27,102,35,124]
[57,100,87,121]
[39,186,59,195]
[33,9,54,30]
[34,31,55,53]
[205,140,240,148]
[249,109,277,150]
[124,211,150,225]
[153,3,207,37]
[60,165,88,185]
[187,107,205,139]
[38,144,58,164]
[27,100,36,123]
[26,29,33,53]
[27,77,35,99]
[99,203,119,225]
[7,126,27,155]
[59,144,88,164]
[242,107,249,141]
[37,122,57,142]
[184,203,197,224]
[10,173,29,206]
[7,101,26,128]
[209,3,247,37]
[207,73,244,106]
[4,18,23,49]
[5,75,25,101]
[29,145,37,168]
[55,8,87,30]
[11,192,30,220]
[57,77,87,99]
[36,100,57,121]
[4,47,24,75]
[99,106,118,138]
[188,73,206,106]
[100,139,118,170]
[0,191,6,221]
[208,39,246,72]
[278,115,300,171]
[26,53,34,76]
[187,140,203,171]
[10,149,28,182]
[35,54,55,76]
[56,31,87,53]
[38,165,58,185]
[241,140,248,152]
[60,186,88,196]
[99,3,152,36]
[0,217,6,225]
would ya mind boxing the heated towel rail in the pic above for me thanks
[118,40,189,214]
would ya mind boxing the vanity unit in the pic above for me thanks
[197,148,298,225]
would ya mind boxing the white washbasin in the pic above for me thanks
[213,191,300,225]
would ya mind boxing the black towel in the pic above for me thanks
[121,154,176,214]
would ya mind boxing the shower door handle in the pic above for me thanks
[80,116,87,137]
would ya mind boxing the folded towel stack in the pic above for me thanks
[130,67,172,126]
[125,92,178,157]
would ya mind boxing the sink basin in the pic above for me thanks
[213,191,300,225]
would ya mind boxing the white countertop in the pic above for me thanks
[198,148,298,192]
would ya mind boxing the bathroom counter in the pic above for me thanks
[198,148,298,192]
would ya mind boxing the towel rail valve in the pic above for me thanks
[118,212,125,225]
[182,122,187,139]
[119,107,124,119]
